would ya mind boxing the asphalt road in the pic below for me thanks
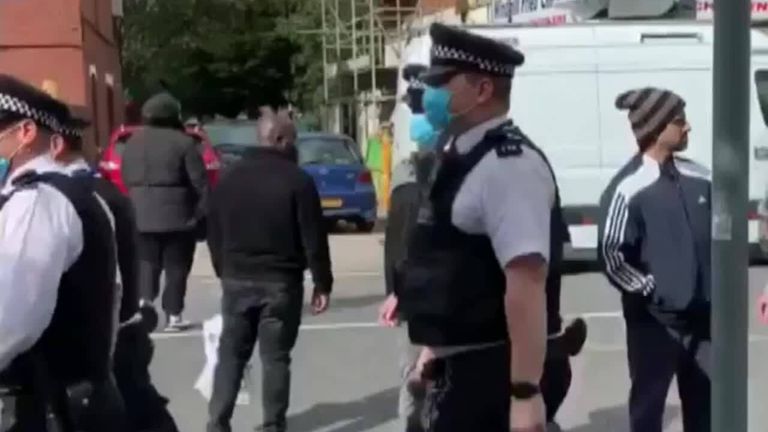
[148,235,768,432]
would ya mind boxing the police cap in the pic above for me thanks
[403,64,428,90]
[402,64,428,113]
[0,74,68,133]
[60,112,91,140]
[423,23,525,86]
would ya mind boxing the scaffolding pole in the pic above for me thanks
[370,0,377,107]
[321,0,329,130]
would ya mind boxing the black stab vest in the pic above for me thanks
[398,121,568,346]
[0,172,118,388]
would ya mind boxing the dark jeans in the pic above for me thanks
[137,232,196,315]
[207,279,303,432]
[626,316,710,432]
[422,344,510,432]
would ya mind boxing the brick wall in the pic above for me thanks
[421,0,458,13]
[0,0,123,159]
[0,0,81,47]
[81,0,123,152]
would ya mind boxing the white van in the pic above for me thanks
[391,21,768,267]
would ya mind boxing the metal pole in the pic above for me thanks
[369,0,376,101]
[711,0,751,430]
[352,0,359,96]
[321,0,329,130]
[396,0,402,55]
[351,0,359,143]
[335,0,342,61]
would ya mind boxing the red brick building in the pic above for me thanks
[0,0,123,158]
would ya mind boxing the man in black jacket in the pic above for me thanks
[206,108,333,432]
[121,92,208,331]
[52,110,179,432]
[598,88,710,432]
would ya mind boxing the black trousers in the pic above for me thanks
[541,354,572,423]
[113,323,179,432]
[626,316,710,432]
[1,378,125,432]
[207,279,303,432]
[137,232,196,315]
[422,344,510,432]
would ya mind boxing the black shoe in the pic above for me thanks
[561,317,587,356]
[139,303,159,334]
[547,421,563,432]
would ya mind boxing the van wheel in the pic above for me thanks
[356,220,376,233]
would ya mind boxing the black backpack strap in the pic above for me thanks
[0,171,49,210]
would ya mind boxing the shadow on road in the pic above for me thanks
[288,387,399,432]
[565,404,680,432]
[327,294,385,310]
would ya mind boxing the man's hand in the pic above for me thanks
[378,294,400,327]
[758,290,768,325]
[311,289,330,315]
[510,395,546,432]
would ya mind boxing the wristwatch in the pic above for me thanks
[510,381,541,400]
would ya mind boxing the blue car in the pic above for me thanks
[206,122,377,232]
[297,133,378,232]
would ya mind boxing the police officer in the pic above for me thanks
[52,112,180,432]
[392,41,587,432]
[380,63,441,432]
[0,74,124,431]
[395,24,568,431]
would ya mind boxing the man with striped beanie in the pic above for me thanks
[597,87,711,432]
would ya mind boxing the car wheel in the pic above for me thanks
[356,220,376,233]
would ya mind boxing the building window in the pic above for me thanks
[106,86,115,134]
[91,73,101,147]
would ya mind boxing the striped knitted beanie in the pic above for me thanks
[615,87,686,144]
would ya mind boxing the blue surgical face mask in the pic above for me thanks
[423,86,454,130]
[0,158,9,184]
[409,114,439,150]
[0,124,22,185]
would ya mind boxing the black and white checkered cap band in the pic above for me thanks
[432,44,516,76]
[408,77,425,89]
[60,126,83,138]
[0,93,61,132]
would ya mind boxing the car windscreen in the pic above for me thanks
[204,124,259,149]
[297,137,360,166]
[114,131,204,157]
[114,133,132,156]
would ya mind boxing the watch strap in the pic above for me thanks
[510,381,540,400]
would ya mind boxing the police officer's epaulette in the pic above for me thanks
[10,170,44,189]
[484,123,525,158]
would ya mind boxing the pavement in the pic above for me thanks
[150,233,768,432]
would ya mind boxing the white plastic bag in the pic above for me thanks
[194,314,254,405]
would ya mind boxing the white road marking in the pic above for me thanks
[151,321,382,340]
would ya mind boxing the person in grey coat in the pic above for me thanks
[121,92,208,332]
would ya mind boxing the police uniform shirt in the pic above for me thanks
[428,116,555,356]
[450,116,554,268]
[0,153,84,371]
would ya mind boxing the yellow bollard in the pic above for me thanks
[380,129,393,214]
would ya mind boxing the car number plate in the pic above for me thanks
[321,198,343,209]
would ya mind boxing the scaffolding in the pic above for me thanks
[319,0,422,143]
